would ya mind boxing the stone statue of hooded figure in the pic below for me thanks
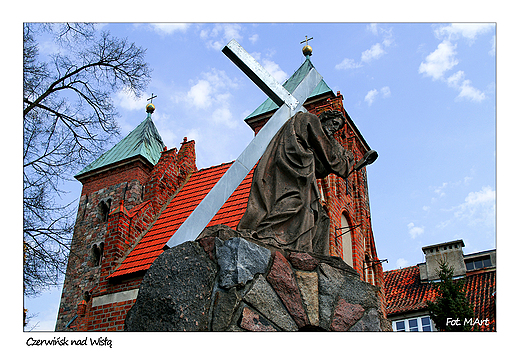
[237,110,353,255]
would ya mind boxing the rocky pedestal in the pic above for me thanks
[125,225,390,331]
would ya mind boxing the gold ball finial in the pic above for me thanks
[300,36,314,58]
[302,44,313,57]
[146,102,155,114]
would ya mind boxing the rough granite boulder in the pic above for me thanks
[124,241,217,331]
[125,224,391,331]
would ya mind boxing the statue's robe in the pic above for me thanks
[237,111,350,254]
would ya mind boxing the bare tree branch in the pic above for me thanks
[23,22,151,299]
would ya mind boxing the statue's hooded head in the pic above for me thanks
[319,110,346,137]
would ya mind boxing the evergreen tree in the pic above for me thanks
[427,259,474,331]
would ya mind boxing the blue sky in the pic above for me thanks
[20,21,501,335]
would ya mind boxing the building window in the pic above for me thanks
[98,199,112,222]
[340,214,353,267]
[392,316,434,332]
[465,256,492,271]
[91,242,104,267]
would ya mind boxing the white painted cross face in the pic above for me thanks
[166,40,322,248]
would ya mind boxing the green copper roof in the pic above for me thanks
[76,115,165,178]
[246,57,333,120]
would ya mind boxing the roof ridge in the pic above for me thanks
[383,265,419,274]
[195,161,234,173]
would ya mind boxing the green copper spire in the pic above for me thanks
[245,55,332,120]
[75,101,165,179]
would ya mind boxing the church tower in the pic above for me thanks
[244,40,383,289]
[55,102,197,330]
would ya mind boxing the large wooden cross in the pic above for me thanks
[166,39,322,248]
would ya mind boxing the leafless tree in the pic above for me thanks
[23,23,151,297]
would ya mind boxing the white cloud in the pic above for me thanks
[366,23,394,47]
[446,70,465,87]
[453,186,495,227]
[249,34,259,44]
[185,68,238,110]
[396,258,409,269]
[365,89,378,106]
[457,80,486,102]
[434,23,494,43]
[187,80,212,109]
[211,98,237,129]
[201,24,243,50]
[489,35,496,56]
[364,87,390,106]
[382,35,394,48]
[261,59,288,84]
[361,43,386,63]
[247,52,288,84]
[420,26,492,103]
[115,90,149,111]
[337,25,392,70]
[407,222,424,239]
[434,182,448,198]
[150,23,190,35]
[419,40,458,81]
[367,23,379,35]
[447,71,486,102]
[183,69,241,129]
[335,58,362,70]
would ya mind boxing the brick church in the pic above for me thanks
[55,44,384,331]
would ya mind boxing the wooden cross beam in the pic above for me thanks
[166,39,322,248]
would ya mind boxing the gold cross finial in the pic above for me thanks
[300,36,314,57]
[146,93,157,114]
[300,35,313,46]
[147,93,157,103]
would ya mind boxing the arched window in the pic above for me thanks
[364,255,375,285]
[91,242,104,267]
[340,214,353,267]
[98,199,111,222]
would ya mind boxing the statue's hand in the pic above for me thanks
[345,150,355,164]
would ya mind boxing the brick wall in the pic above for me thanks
[143,138,197,214]
[56,139,197,331]
[55,167,149,331]
[68,293,138,331]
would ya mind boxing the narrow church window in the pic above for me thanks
[91,242,104,267]
[81,195,89,220]
[98,199,112,222]
[364,255,374,285]
[340,214,353,267]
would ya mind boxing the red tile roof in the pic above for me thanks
[384,266,438,316]
[109,162,253,279]
[383,265,496,331]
